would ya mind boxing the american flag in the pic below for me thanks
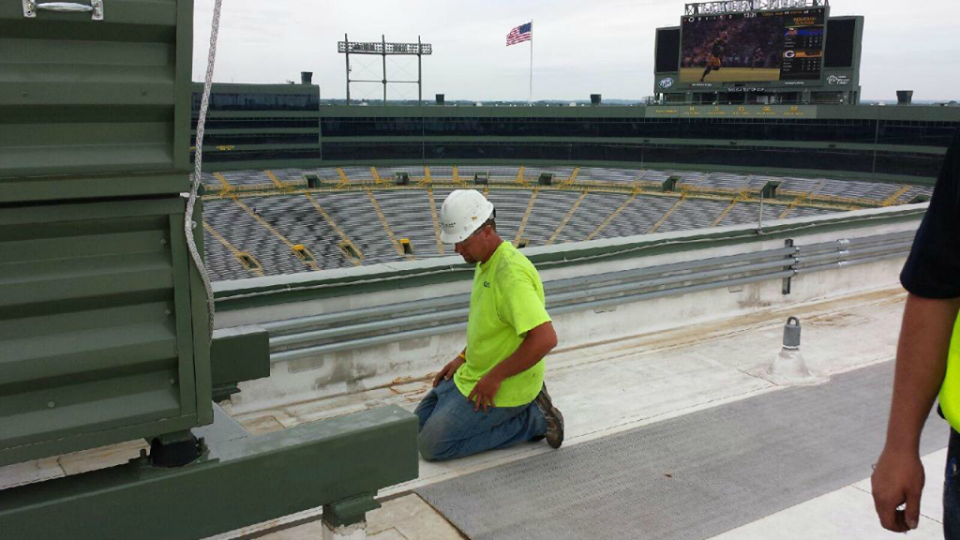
[506,22,532,46]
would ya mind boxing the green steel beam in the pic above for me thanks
[210,326,271,401]
[315,136,948,155]
[314,103,960,122]
[0,406,418,540]
[192,157,938,186]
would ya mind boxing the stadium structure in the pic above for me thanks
[2,0,960,539]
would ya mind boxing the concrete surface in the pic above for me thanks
[2,286,938,540]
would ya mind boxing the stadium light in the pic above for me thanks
[338,35,433,106]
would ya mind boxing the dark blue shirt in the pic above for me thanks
[901,128,960,299]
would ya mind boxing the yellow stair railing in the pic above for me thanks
[514,187,539,246]
[202,222,264,277]
[586,192,637,241]
[231,197,320,271]
[648,195,687,234]
[428,188,445,255]
[547,191,588,246]
[304,193,363,266]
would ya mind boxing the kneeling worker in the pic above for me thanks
[415,190,564,461]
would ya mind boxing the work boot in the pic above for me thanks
[534,384,564,449]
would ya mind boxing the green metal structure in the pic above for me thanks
[0,1,417,537]
[0,0,205,467]
[188,82,960,184]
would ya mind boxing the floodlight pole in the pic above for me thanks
[382,35,388,105]
[339,37,432,106]
[344,33,351,105]
[418,35,423,106]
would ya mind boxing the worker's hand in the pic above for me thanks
[871,448,925,532]
[432,355,466,387]
[468,373,502,412]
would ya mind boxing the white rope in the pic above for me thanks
[186,0,223,341]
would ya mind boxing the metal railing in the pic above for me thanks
[263,230,915,362]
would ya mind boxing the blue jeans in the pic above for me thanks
[945,428,960,539]
[414,379,547,462]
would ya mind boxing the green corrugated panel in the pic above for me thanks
[0,197,209,467]
[0,0,194,200]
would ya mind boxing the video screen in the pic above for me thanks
[679,8,826,84]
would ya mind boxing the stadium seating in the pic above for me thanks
[199,165,932,281]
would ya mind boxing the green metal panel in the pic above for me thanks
[210,326,271,401]
[0,406,419,540]
[0,0,194,200]
[0,196,211,467]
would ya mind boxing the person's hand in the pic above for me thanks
[432,355,466,387]
[871,448,925,532]
[467,373,502,412]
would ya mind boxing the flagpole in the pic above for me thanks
[529,20,533,106]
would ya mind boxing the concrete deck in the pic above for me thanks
[215,285,946,539]
[2,286,944,539]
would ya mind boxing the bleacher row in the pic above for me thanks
[199,165,932,204]
[199,166,932,281]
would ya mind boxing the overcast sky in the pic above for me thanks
[192,0,960,102]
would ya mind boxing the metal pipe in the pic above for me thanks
[794,241,911,265]
[264,247,797,334]
[550,270,796,318]
[270,269,796,362]
[270,258,795,350]
[272,307,470,348]
[261,231,913,361]
[542,246,797,293]
[794,251,908,274]
[272,320,468,361]
[799,231,915,253]
[547,258,793,305]
[262,292,469,332]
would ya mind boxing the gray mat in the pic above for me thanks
[416,363,948,540]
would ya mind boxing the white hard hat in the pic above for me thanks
[439,190,495,244]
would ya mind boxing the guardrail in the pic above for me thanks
[263,229,915,363]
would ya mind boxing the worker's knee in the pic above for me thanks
[417,432,446,462]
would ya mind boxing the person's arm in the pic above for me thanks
[872,294,960,532]
[432,348,467,387]
[468,322,557,411]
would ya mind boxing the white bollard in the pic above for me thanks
[760,317,827,386]
[322,521,366,540]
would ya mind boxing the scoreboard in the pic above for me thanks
[678,7,826,84]
[653,2,863,105]
[779,10,826,80]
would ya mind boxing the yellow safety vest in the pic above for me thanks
[938,315,960,432]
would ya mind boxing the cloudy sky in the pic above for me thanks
[192,0,960,102]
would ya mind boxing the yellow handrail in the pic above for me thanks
[365,189,414,260]
[231,197,320,271]
[648,195,687,234]
[304,193,363,265]
[547,191,588,246]
[202,222,264,277]
[514,187,539,245]
[428,188,445,255]
[587,192,637,241]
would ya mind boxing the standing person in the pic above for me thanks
[415,190,564,462]
[700,31,729,82]
[872,127,960,535]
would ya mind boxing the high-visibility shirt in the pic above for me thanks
[454,242,551,407]
[939,315,960,432]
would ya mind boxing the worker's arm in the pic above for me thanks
[468,321,557,411]
[432,348,467,387]
[872,294,960,532]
